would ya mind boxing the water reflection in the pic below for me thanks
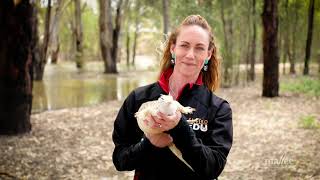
[32,62,158,113]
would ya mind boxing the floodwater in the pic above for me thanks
[32,58,158,113]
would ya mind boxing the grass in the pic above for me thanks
[280,76,320,97]
[298,115,320,129]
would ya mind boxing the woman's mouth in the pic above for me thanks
[181,61,196,66]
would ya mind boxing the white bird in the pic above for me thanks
[135,94,195,171]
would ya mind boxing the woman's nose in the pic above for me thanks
[185,48,195,59]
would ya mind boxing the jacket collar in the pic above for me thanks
[157,68,203,98]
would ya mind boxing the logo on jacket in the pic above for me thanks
[188,118,208,132]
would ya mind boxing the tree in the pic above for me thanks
[249,0,257,82]
[283,0,291,75]
[162,0,170,38]
[132,0,141,66]
[50,0,64,64]
[303,0,315,75]
[220,0,234,87]
[262,0,279,97]
[99,0,127,73]
[33,0,52,80]
[0,0,34,134]
[74,0,83,68]
[112,0,128,65]
[123,0,131,68]
[99,0,115,73]
[289,0,300,74]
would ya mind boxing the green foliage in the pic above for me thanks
[59,2,74,59]
[170,0,202,25]
[170,0,220,31]
[59,2,100,61]
[280,76,320,96]
[298,115,320,129]
[34,0,320,82]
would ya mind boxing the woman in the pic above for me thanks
[112,15,233,180]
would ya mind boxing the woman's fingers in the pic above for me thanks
[153,114,166,123]
[151,111,182,130]
[146,114,163,128]
[157,111,181,122]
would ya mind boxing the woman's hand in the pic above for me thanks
[143,111,182,148]
[153,111,182,131]
[145,132,173,148]
[143,111,181,131]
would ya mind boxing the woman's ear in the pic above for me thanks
[207,48,213,60]
[170,44,176,54]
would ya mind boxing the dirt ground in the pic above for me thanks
[1,80,320,180]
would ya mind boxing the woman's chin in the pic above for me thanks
[177,68,197,77]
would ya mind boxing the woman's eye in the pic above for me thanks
[180,44,188,48]
[196,47,205,51]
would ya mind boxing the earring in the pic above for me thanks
[170,53,176,66]
[203,59,209,71]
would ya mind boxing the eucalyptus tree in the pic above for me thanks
[219,0,235,87]
[131,0,140,66]
[262,0,279,97]
[33,0,52,80]
[289,0,300,74]
[162,0,170,38]
[50,0,65,64]
[247,0,257,82]
[303,0,315,75]
[74,0,83,68]
[99,0,128,73]
[0,0,34,134]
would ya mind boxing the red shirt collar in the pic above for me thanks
[158,68,203,95]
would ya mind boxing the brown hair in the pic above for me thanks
[159,15,221,91]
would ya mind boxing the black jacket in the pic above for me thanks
[112,82,233,180]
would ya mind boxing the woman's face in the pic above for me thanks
[171,25,212,78]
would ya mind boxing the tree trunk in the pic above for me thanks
[262,0,279,97]
[245,0,251,83]
[68,5,77,62]
[303,0,315,75]
[132,28,138,67]
[249,0,256,81]
[51,0,63,64]
[131,1,140,67]
[126,27,130,67]
[31,3,41,81]
[318,53,320,73]
[34,0,52,80]
[282,41,287,75]
[74,0,83,68]
[162,0,169,38]
[283,0,292,75]
[111,0,124,65]
[123,0,131,68]
[99,0,116,73]
[0,0,33,134]
[51,42,60,64]
[290,0,298,74]
[220,0,233,87]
